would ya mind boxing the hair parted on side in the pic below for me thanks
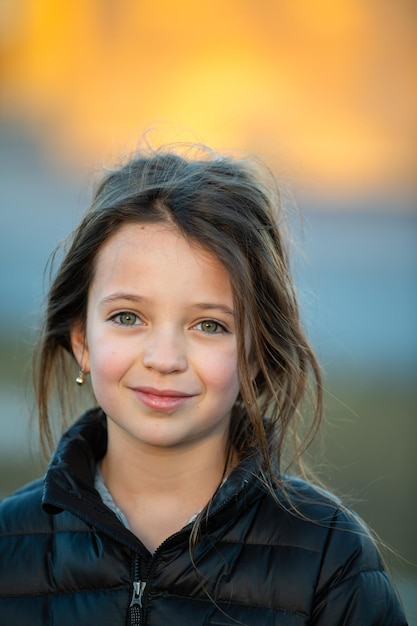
[33,142,322,487]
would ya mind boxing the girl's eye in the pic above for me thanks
[196,320,226,334]
[112,312,140,326]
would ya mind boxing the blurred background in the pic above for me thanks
[0,0,416,620]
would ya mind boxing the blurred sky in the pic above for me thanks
[0,0,416,195]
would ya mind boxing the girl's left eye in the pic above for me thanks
[195,320,226,334]
[111,312,140,326]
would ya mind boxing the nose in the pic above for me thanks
[142,326,188,374]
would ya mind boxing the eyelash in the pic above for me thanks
[109,312,141,326]
[194,319,228,334]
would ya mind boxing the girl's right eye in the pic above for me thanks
[110,312,140,326]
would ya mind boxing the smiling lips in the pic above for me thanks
[132,386,196,412]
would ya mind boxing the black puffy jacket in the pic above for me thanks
[0,409,408,625]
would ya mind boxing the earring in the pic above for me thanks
[75,368,85,386]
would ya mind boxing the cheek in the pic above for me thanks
[87,330,132,382]
[201,350,240,394]
[88,346,132,411]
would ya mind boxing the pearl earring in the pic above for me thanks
[75,368,85,386]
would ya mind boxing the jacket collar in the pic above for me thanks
[43,408,107,513]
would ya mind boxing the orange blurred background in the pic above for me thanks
[1,0,416,194]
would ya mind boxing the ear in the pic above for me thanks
[70,321,90,373]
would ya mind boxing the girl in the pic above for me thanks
[0,145,407,625]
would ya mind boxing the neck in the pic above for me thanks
[100,420,232,501]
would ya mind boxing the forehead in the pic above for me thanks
[93,221,223,270]
[90,222,233,301]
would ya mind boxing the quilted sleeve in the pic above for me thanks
[312,507,408,625]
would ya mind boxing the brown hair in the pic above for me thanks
[34,144,322,485]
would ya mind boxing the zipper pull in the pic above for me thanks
[130,581,146,625]
[130,581,146,608]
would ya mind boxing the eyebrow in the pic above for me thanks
[99,293,145,305]
[99,293,234,316]
[191,303,234,317]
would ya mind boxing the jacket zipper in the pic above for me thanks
[130,556,147,625]
[130,581,146,625]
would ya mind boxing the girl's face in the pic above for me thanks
[71,222,241,454]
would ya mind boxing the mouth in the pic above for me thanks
[132,386,195,412]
